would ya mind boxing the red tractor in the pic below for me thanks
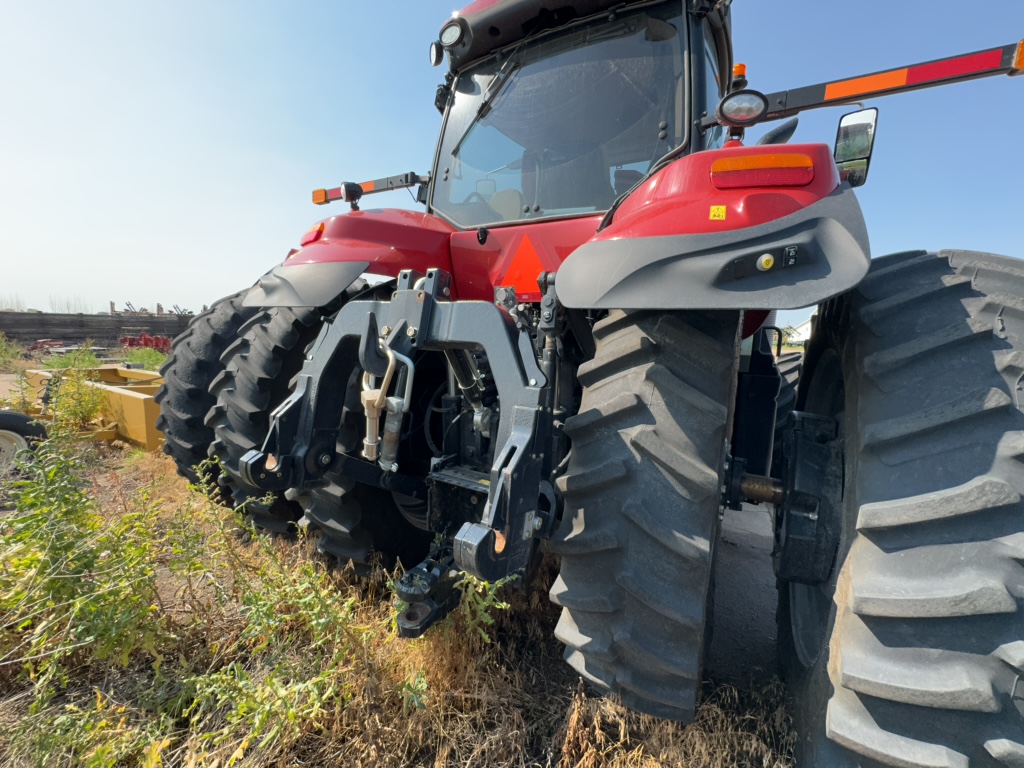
[155,2,1024,763]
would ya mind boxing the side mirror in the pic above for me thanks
[834,108,878,188]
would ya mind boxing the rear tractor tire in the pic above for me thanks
[550,309,741,720]
[154,290,258,489]
[779,250,1024,766]
[300,367,432,573]
[207,305,324,533]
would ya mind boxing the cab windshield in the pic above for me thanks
[430,2,689,230]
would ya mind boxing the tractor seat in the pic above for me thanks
[490,188,525,221]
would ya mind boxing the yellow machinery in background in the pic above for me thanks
[22,366,165,450]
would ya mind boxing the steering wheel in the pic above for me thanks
[461,191,489,204]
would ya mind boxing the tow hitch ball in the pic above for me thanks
[724,412,843,585]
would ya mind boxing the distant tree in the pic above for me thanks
[781,326,799,344]
[48,295,92,314]
[0,294,26,312]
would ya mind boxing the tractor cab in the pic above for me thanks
[428,0,732,230]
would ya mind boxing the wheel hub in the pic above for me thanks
[0,428,30,473]
[773,411,843,585]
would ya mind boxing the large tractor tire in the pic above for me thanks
[779,250,1024,766]
[549,309,741,720]
[300,368,431,572]
[155,291,258,486]
[206,306,324,533]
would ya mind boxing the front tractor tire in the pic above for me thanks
[155,291,258,487]
[550,309,741,721]
[780,250,1024,766]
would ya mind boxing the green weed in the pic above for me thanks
[43,344,102,371]
[455,572,515,646]
[0,332,24,373]
[0,440,796,768]
[47,368,106,429]
[0,433,163,692]
[119,347,167,371]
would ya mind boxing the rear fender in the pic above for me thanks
[246,209,456,308]
[556,144,870,311]
[556,184,870,311]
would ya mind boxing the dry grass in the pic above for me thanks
[0,445,794,767]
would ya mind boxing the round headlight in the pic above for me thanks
[716,90,769,127]
[439,20,464,48]
[429,41,444,67]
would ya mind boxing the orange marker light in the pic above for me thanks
[1015,39,1024,72]
[711,153,814,189]
[733,63,747,78]
[312,188,328,205]
[300,222,325,247]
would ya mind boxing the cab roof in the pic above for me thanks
[441,0,732,73]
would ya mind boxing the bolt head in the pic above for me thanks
[381,325,391,336]
[532,516,543,531]
[407,326,417,337]
[529,378,537,386]
[319,453,332,466]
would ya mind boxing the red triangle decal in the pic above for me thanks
[501,235,546,296]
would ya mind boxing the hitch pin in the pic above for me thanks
[378,349,416,472]
[361,346,417,466]
[361,347,397,461]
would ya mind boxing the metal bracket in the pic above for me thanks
[240,267,552,585]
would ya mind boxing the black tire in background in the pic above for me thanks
[206,306,323,533]
[549,309,740,721]
[154,291,257,487]
[0,411,47,475]
[779,250,1024,766]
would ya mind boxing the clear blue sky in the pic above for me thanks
[1,1,1022,318]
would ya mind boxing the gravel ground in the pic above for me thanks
[707,504,779,685]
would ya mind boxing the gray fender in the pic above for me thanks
[244,261,370,308]
[556,185,870,311]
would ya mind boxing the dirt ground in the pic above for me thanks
[0,374,17,400]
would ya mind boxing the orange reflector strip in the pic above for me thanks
[826,69,907,101]
[312,188,328,205]
[711,154,814,173]
[1015,39,1024,71]
[361,181,376,193]
[711,154,814,189]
